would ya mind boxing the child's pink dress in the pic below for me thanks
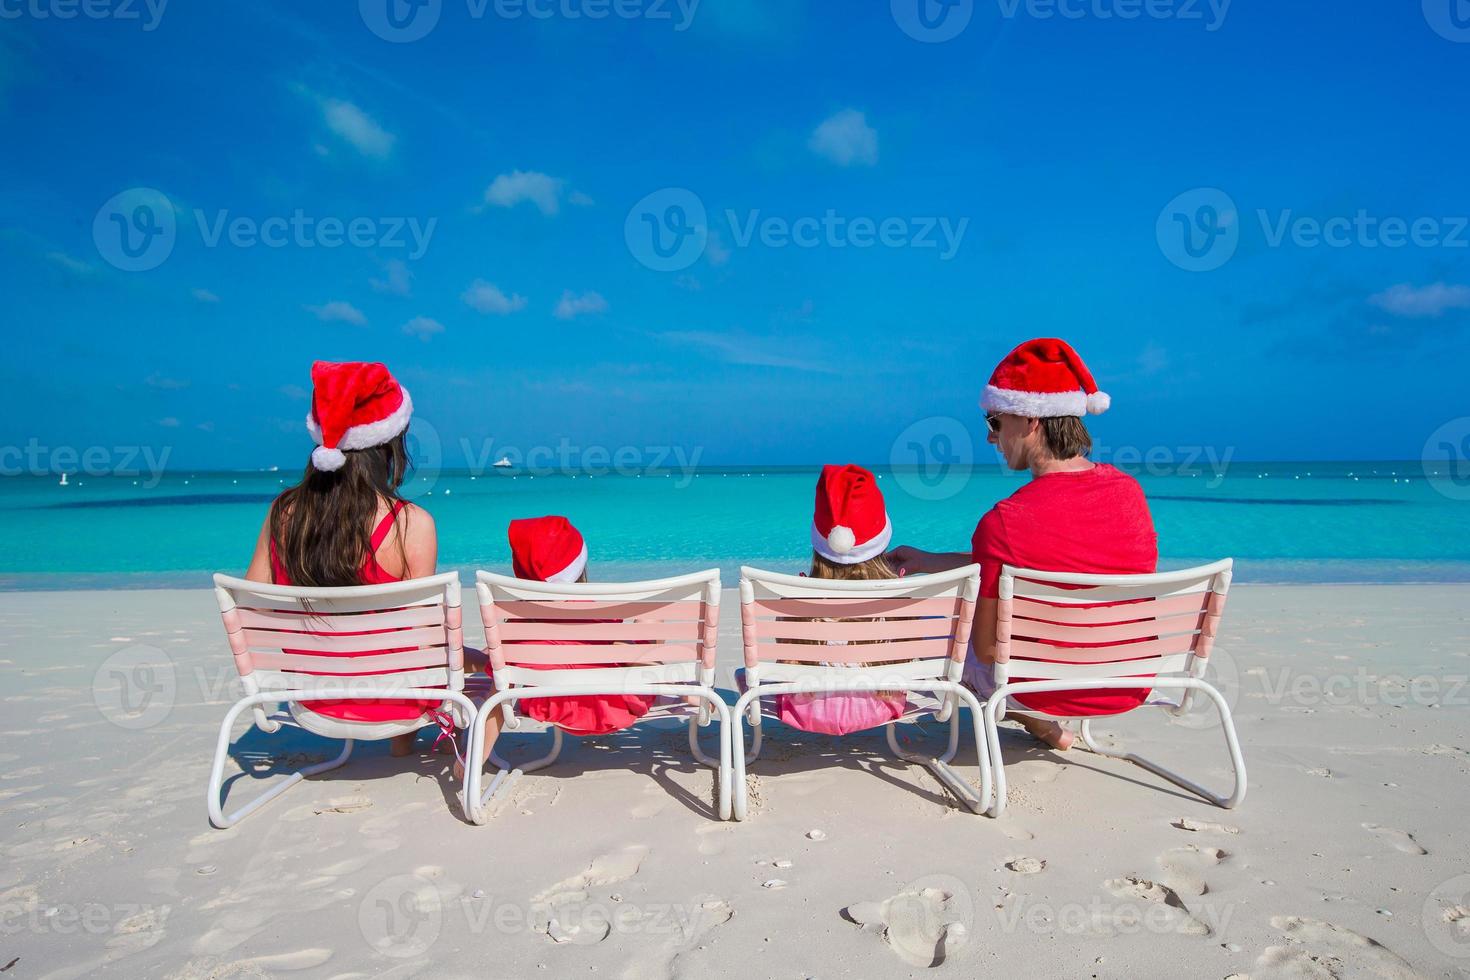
[774,641,908,737]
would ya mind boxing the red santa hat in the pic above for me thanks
[980,338,1111,418]
[508,516,589,583]
[304,361,414,472]
[811,464,892,564]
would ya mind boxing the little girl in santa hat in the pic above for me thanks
[774,464,910,737]
[466,516,657,769]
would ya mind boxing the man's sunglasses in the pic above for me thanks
[985,413,1004,434]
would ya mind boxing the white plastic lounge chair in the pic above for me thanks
[732,564,989,821]
[208,572,476,828]
[982,559,1246,817]
[464,568,731,824]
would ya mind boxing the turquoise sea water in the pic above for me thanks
[1,462,1467,590]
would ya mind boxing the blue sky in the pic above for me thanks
[3,0,1468,470]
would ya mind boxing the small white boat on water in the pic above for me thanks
[493,457,513,468]
[58,472,69,486]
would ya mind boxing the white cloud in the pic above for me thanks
[461,279,528,315]
[705,229,731,266]
[145,373,189,390]
[553,290,609,320]
[370,258,413,296]
[192,288,220,303]
[660,330,838,373]
[402,315,445,341]
[568,190,595,207]
[319,97,395,158]
[157,417,181,428]
[306,301,368,326]
[46,251,92,274]
[484,170,564,216]
[1368,282,1470,318]
[1138,342,1169,376]
[279,384,309,401]
[808,108,878,167]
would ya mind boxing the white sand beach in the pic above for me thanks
[2,584,1468,978]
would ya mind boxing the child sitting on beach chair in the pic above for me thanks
[773,464,910,736]
[465,516,656,769]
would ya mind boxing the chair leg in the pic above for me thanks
[207,697,354,829]
[1078,685,1248,808]
[685,692,733,820]
[730,690,759,822]
[982,696,1009,818]
[884,687,992,815]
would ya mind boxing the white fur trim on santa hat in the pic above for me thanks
[1085,390,1111,414]
[810,515,893,565]
[544,542,589,583]
[306,388,415,452]
[981,384,1091,418]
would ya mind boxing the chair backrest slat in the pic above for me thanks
[1011,591,1206,625]
[233,605,447,631]
[492,642,701,665]
[495,615,705,643]
[240,625,448,655]
[248,648,453,674]
[751,596,964,620]
[476,569,722,672]
[739,565,981,669]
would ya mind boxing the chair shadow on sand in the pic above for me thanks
[220,705,1201,824]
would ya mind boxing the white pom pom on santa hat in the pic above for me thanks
[826,525,856,556]
[1086,390,1111,415]
[312,446,347,472]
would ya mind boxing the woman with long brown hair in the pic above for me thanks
[244,361,439,756]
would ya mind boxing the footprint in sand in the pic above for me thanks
[532,845,650,945]
[843,875,973,968]
[1258,916,1417,979]
[1362,823,1427,856]
[1173,817,1240,835]
[1102,877,1211,937]
[1158,844,1228,898]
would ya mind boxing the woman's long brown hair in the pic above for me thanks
[268,434,411,587]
